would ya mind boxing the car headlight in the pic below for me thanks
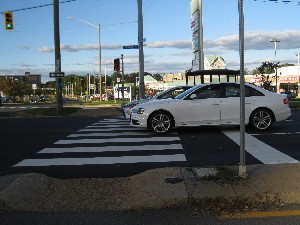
[132,108,145,114]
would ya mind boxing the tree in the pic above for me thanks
[255,61,280,90]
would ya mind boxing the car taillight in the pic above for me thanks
[283,98,289,104]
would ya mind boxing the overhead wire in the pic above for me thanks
[1,0,77,14]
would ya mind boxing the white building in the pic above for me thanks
[248,66,299,93]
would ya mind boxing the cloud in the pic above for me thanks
[38,44,123,52]
[18,45,31,50]
[204,29,300,51]
[147,40,191,49]
[11,63,37,68]
[37,29,300,54]
[38,46,53,53]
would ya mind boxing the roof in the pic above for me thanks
[144,75,157,82]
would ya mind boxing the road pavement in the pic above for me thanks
[1,106,300,218]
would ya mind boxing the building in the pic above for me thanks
[0,72,42,86]
[247,66,300,95]
[204,55,226,70]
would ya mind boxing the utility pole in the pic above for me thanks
[54,0,63,113]
[137,0,145,99]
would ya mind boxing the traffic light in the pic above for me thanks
[114,58,120,71]
[4,11,14,30]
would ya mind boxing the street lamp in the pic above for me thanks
[270,38,280,93]
[67,16,102,102]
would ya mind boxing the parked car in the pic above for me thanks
[280,91,296,100]
[123,85,193,118]
[131,82,291,133]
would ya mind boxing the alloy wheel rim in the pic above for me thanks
[253,111,271,130]
[152,114,171,133]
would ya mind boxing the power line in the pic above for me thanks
[253,0,300,5]
[1,0,77,14]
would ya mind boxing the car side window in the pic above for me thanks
[192,84,221,99]
[225,84,265,97]
[246,86,264,96]
[225,84,240,97]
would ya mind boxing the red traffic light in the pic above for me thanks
[114,58,120,71]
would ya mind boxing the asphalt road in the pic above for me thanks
[1,209,300,225]
[0,108,299,178]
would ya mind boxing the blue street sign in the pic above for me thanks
[123,45,139,49]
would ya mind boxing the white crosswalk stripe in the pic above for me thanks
[13,118,187,167]
[222,130,299,164]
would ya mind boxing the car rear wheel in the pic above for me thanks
[249,108,273,131]
[149,111,173,134]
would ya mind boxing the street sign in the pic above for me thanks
[49,72,65,78]
[123,45,139,49]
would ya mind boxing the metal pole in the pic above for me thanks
[121,54,125,105]
[238,0,247,178]
[105,65,107,101]
[137,0,145,99]
[54,0,63,113]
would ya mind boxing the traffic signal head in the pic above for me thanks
[4,11,14,30]
[114,58,120,71]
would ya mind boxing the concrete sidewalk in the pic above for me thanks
[1,164,300,212]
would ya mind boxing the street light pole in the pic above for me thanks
[67,17,102,102]
[270,38,280,93]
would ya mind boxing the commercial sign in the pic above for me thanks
[190,0,204,70]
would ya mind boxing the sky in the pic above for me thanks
[1,0,300,83]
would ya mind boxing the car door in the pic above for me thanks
[175,84,222,126]
[220,83,256,124]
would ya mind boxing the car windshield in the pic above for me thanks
[175,85,204,99]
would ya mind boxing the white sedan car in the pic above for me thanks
[130,82,291,133]
[122,85,193,118]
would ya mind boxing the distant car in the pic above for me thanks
[39,96,45,102]
[29,98,38,103]
[280,91,296,100]
[122,85,193,118]
[131,82,291,134]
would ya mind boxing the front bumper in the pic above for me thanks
[130,113,148,128]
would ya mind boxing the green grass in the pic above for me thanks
[16,107,79,116]
[289,101,300,109]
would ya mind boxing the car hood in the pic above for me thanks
[136,98,179,109]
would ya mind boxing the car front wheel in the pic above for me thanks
[249,108,273,131]
[149,111,173,134]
